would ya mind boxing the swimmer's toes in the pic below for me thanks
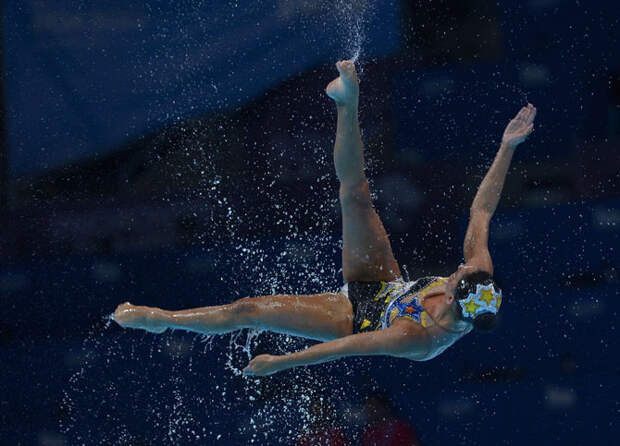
[336,60,355,78]
[112,303,141,328]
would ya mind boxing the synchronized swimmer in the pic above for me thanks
[113,60,537,376]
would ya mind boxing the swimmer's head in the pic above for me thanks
[445,267,501,333]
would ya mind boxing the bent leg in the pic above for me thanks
[326,61,401,283]
[114,293,353,342]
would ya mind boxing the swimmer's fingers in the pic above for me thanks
[514,103,536,123]
[522,105,536,136]
[502,104,537,147]
[515,106,529,122]
[242,354,282,377]
[525,103,537,124]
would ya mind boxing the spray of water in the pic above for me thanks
[335,0,372,66]
[60,1,381,443]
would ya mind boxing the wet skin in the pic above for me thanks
[113,61,537,376]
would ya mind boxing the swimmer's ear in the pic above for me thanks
[445,289,456,304]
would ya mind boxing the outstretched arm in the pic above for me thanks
[242,322,428,376]
[464,104,537,272]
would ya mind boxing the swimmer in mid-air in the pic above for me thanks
[113,60,537,376]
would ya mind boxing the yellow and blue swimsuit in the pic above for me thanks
[345,277,446,334]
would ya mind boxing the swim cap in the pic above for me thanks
[457,281,502,320]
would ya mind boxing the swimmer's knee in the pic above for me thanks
[339,180,372,208]
[230,297,258,325]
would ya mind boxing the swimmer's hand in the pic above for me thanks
[502,103,537,148]
[112,302,168,334]
[242,354,284,377]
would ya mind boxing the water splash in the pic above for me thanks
[59,9,369,438]
[224,329,263,375]
[335,0,372,66]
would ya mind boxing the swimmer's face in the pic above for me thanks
[444,264,477,305]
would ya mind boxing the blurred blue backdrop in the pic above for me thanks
[4,0,400,175]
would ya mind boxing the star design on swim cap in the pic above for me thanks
[464,299,481,315]
[479,287,495,306]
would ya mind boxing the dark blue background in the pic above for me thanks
[4,0,399,175]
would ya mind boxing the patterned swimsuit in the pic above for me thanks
[344,276,447,334]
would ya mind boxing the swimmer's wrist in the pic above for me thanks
[277,351,318,371]
[500,140,517,150]
[276,354,297,371]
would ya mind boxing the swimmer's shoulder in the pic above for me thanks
[414,321,473,361]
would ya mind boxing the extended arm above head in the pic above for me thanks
[464,104,537,273]
[242,322,428,376]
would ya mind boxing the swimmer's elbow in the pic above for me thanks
[337,327,424,359]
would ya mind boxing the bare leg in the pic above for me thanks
[326,61,401,283]
[113,293,353,342]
